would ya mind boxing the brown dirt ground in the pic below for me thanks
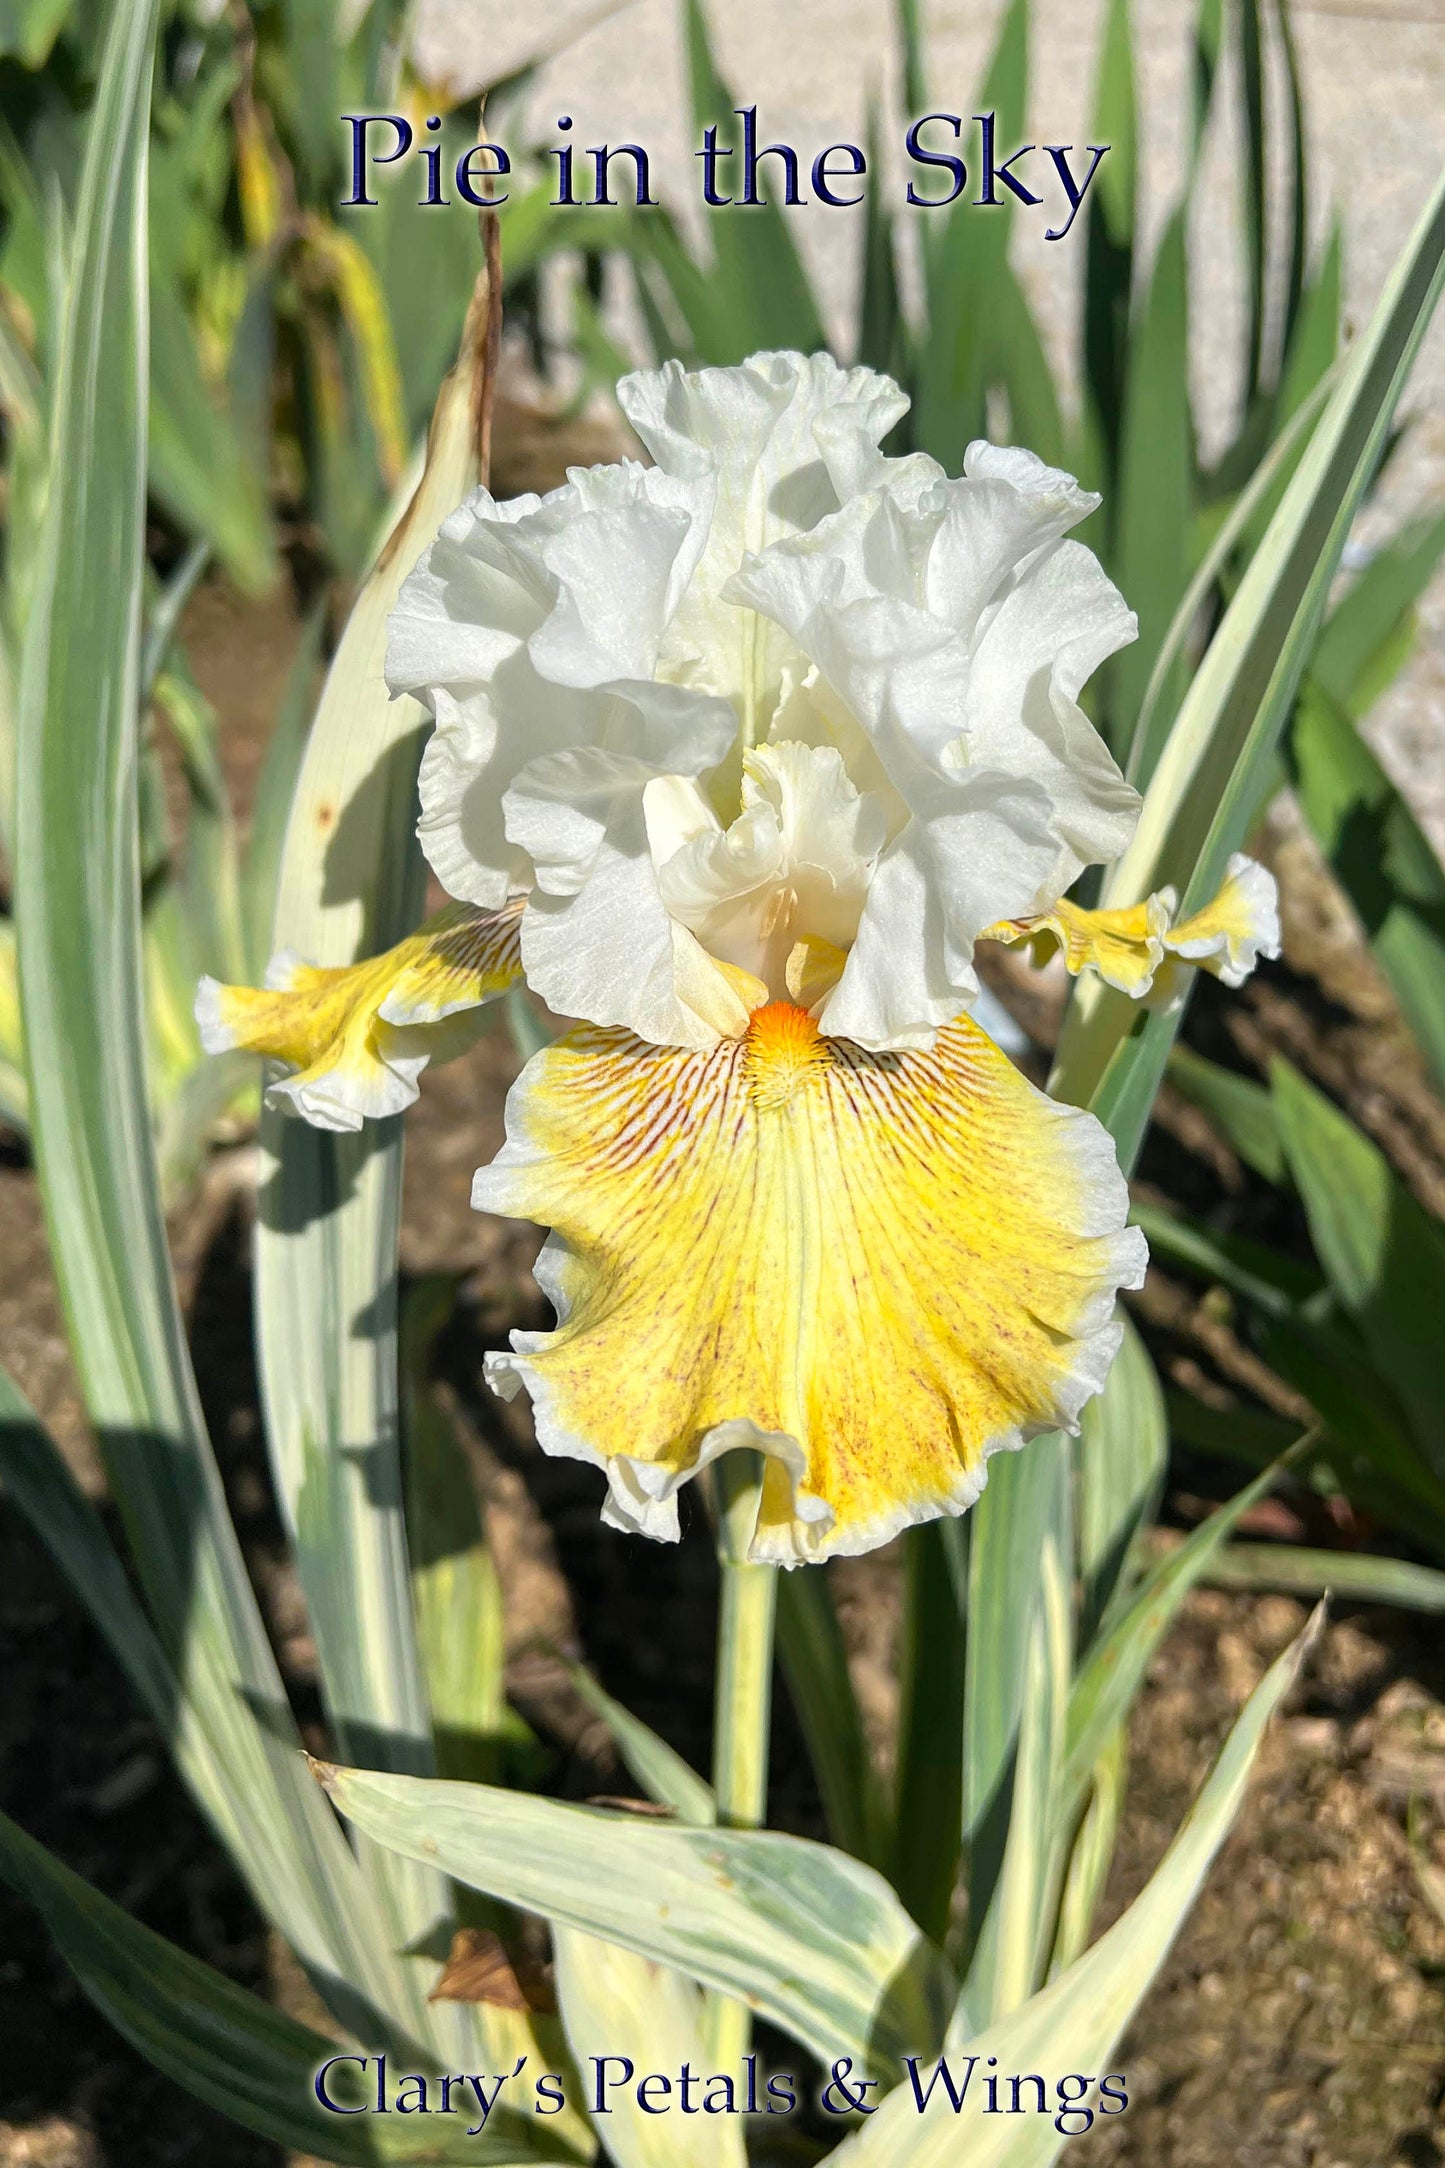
[5,498,1445,2165]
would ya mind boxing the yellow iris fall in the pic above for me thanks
[476,1001,1144,1564]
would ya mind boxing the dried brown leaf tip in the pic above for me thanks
[585,1794,678,1818]
[429,1927,556,2014]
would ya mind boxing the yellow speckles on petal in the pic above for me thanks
[195,899,523,1132]
[475,1003,1146,1564]
[981,892,1174,996]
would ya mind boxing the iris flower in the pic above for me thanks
[200,352,1277,1564]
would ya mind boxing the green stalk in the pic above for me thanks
[709,1450,778,2075]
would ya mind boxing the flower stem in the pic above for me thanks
[709,1450,778,2075]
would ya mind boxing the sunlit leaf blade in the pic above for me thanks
[1314,508,1445,714]
[1188,1540,1445,1612]
[242,602,324,979]
[400,1278,510,1789]
[0,1808,580,2167]
[10,0,408,2031]
[554,1930,745,2168]
[1047,1723,1125,1978]
[1056,161,1445,1159]
[319,1763,955,2077]
[831,1613,1320,2163]
[1129,363,1337,790]
[962,1534,1070,2027]
[253,266,496,2020]
[564,1663,716,1825]
[961,1435,1071,1996]
[1076,1312,1167,1646]
[1271,1057,1445,1477]
[1061,1453,1294,1819]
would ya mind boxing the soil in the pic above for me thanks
[5,520,1445,2165]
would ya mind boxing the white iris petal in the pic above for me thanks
[386,350,1142,1053]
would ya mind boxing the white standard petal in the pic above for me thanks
[618,352,917,738]
[386,461,715,910]
[652,740,886,998]
[505,673,740,1045]
[959,537,1140,879]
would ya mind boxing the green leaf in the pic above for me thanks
[961,1434,1071,1992]
[1082,0,1137,476]
[400,1278,510,1789]
[1314,509,1445,717]
[553,1930,744,2168]
[894,1520,967,1943]
[319,1764,955,2078]
[1239,0,1267,394]
[1271,1057,1445,1478]
[1276,222,1343,432]
[253,276,495,2026]
[1055,161,1445,1160]
[1166,1043,1286,1184]
[913,0,1030,472]
[0,1365,176,1731]
[148,268,276,596]
[563,1663,716,1826]
[1193,1541,1445,1613]
[1276,0,1309,359]
[0,0,71,68]
[0,1807,580,2165]
[1112,205,1193,757]
[1062,1454,1293,1818]
[680,0,825,359]
[961,1533,1070,2027]
[1128,361,1338,790]
[1047,1723,1126,1978]
[11,0,409,2035]
[1076,1312,1168,1646]
[1132,1198,1321,1316]
[1289,677,1445,1093]
[857,98,904,381]
[831,1612,1320,2161]
[776,1564,885,1866]
[242,602,324,979]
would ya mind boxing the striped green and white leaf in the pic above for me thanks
[10,0,414,2038]
[318,1764,955,2078]
[828,1612,1320,2164]
[1055,160,1445,1159]
[253,265,496,2023]
[554,1930,746,2168]
[0,1808,587,2167]
[1061,1454,1293,1821]
[961,1434,1071,2006]
[1076,1311,1168,1646]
